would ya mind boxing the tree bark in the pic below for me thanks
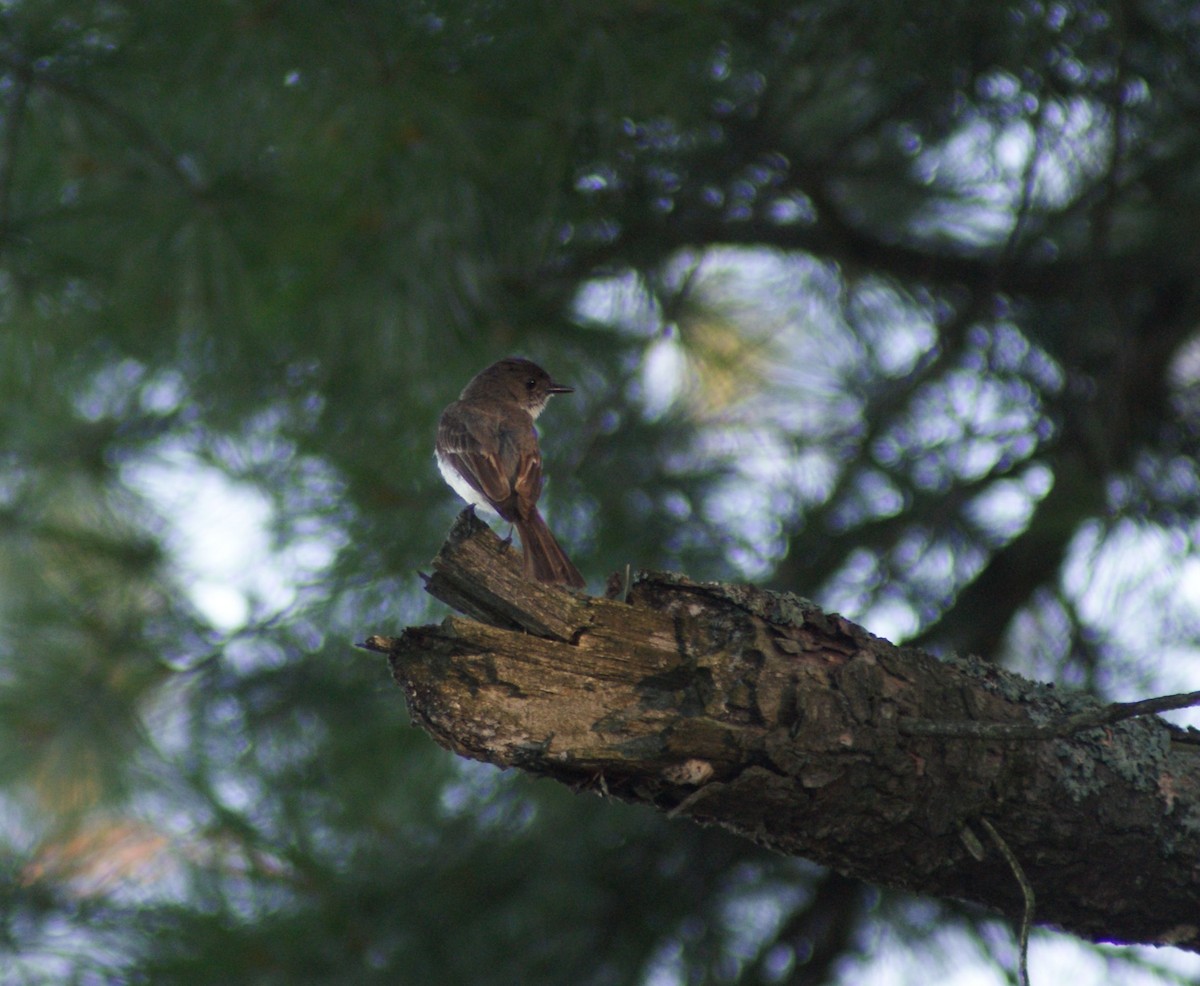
[365,510,1200,951]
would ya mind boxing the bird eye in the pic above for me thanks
[525,378,537,390]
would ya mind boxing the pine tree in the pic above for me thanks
[2,2,1199,984]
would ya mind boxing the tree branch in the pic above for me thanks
[0,47,205,197]
[366,510,1200,952]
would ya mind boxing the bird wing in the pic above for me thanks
[508,428,544,518]
[437,408,509,501]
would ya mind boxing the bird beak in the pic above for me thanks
[548,380,573,395]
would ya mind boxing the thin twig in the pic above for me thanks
[997,78,1048,273]
[979,817,1034,986]
[897,689,1200,740]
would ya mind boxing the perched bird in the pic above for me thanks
[435,358,585,588]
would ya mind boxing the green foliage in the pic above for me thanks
[2,1,1200,984]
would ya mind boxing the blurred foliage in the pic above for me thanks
[2,1,1200,984]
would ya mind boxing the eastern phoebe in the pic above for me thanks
[436,358,586,588]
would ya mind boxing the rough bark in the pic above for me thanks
[365,510,1200,951]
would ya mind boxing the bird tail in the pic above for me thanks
[516,510,585,588]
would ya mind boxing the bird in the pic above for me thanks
[435,357,586,588]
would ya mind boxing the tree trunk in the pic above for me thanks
[364,510,1200,951]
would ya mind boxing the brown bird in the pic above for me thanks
[435,358,586,588]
